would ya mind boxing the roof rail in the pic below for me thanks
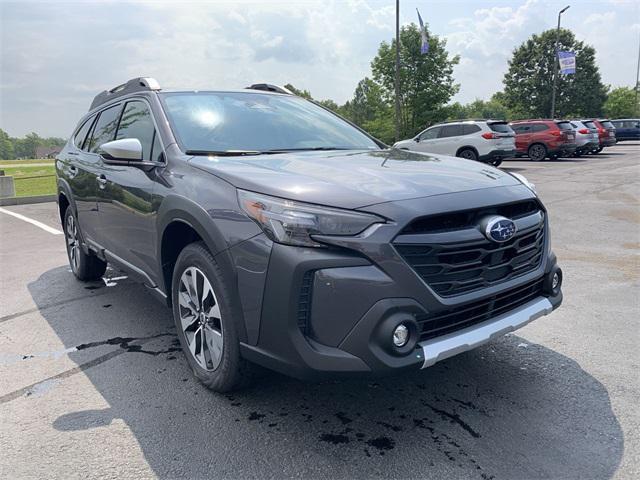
[440,118,506,124]
[245,83,293,95]
[90,77,161,111]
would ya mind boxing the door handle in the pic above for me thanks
[97,175,107,189]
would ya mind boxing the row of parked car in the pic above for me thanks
[394,117,639,165]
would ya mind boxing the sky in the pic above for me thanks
[1,0,638,138]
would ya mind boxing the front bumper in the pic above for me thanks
[234,187,563,380]
[419,295,555,368]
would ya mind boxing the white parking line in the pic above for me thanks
[0,207,63,235]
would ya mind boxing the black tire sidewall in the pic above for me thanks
[528,144,546,161]
[171,242,243,391]
[458,149,477,161]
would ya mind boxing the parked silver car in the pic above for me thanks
[569,120,599,156]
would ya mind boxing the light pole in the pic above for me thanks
[550,5,570,119]
[395,0,401,141]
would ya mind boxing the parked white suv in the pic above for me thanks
[393,120,516,167]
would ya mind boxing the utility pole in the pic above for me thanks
[635,30,640,115]
[395,0,401,141]
[550,5,570,119]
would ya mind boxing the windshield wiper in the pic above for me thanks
[263,147,356,153]
[186,149,263,156]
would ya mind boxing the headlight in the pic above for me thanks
[237,189,385,247]
[510,172,536,193]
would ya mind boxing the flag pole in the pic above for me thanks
[394,0,400,142]
[550,5,570,119]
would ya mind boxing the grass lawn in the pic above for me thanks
[0,158,55,166]
[1,164,56,197]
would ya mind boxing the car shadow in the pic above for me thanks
[26,265,623,479]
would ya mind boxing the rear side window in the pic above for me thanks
[89,104,123,153]
[463,124,481,135]
[532,124,549,132]
[556,122,573,131]
[116,101,156,161]
[419,127,441,141]
[439,125,464,138]
[600,121,614,129]
[488,122,513,133]
[73,116,95,150]
[511,124,530,133]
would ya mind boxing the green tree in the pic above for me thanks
[371,23,459,140]
[283,83,312,99]
[0,129,15,160]
[341,77,394,143]
[445,95,510,121]
[604,86,639,118]
[502,28,608,119]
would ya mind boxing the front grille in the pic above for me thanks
[400,200,540,235]
[395,214,545,297]
[416,279,544,342]
[297,271,314,335]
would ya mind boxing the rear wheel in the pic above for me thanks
[528,143,547,161]
[64,209,106,281]
[595,146,604,153]
[490,158,503,167]
[172,242,251,392]
[457,148,478,161]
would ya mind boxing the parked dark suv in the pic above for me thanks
[510,119,577,161]
[56,78,563,392]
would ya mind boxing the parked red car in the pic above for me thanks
[583,119,617,153]
[509,119,577,161]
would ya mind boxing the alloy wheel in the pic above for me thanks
[529,145,546,161]
[178,266,224,371]
[66,214,80,273]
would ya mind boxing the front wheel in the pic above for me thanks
[172,242,251,392]
[64,209,106,281]
[595,146,604,153]
[490,158,503,167]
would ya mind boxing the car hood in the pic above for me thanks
[188,148,520,209]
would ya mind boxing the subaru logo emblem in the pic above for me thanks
[484,216,517,243]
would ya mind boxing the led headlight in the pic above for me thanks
[238,189,385,247]
[510,172,536,194]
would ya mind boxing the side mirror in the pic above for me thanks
[635,123,640,129]
[99,138,143,162]
[414,137,420,142]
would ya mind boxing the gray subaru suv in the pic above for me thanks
[56,78,563,392]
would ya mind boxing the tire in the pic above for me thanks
[573,151,582,157]
[491,158,503,167]
[528,143,547,161]
[64,208,107,281]
[171,241,251,392]
[595,146,604,153]
[457,148,478,161]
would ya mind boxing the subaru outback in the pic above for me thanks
[393,120,516,167]
[56,78,563,392]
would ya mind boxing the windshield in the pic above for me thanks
[583,121,596,129]
[160,92,380,153]
[488,122,514,133]
[600,120,614,129]
[556,121,573,130]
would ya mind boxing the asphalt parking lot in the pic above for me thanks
[1,144,638,479]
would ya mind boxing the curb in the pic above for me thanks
[0,194,57,206]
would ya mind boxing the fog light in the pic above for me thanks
[393,324,409,347]
[552,272,560,290]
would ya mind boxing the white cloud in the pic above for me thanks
[0,0,638,137]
